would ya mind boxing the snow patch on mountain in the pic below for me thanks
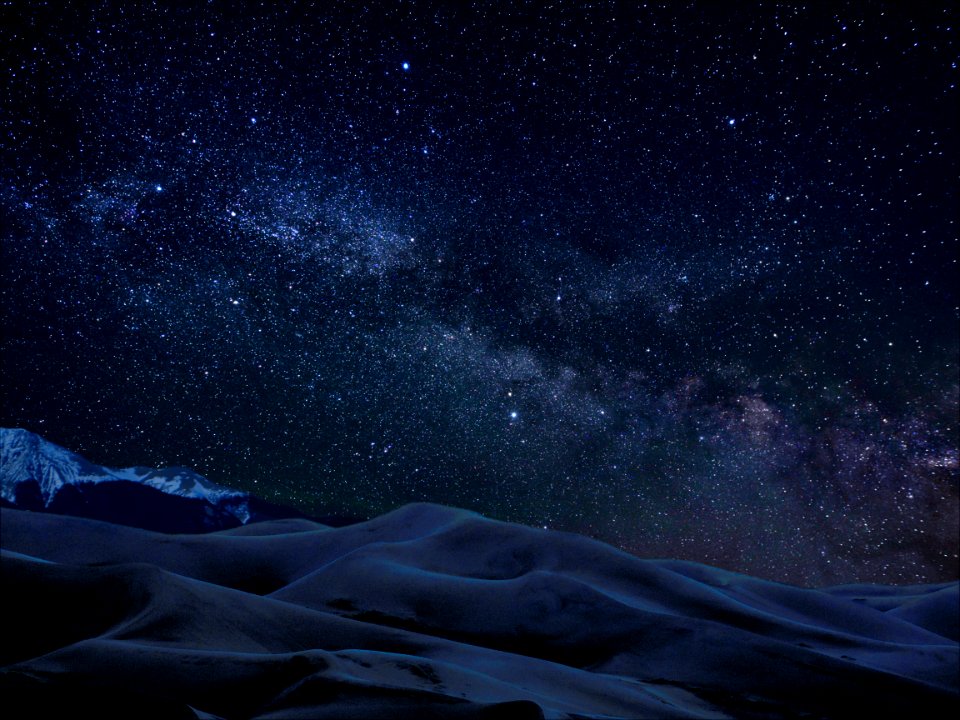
[0,428,248,520]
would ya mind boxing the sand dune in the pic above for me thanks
[2,504,957,718]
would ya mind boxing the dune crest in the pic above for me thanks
[2,502,957,719]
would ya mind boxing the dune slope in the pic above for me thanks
[1,504,957,719]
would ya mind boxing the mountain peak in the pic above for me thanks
[0,427,243,508]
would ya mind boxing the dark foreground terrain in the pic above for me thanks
[1,502,957,719]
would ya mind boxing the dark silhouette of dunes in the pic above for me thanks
[1,503,957,719]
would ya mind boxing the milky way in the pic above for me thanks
[2,2,957,585]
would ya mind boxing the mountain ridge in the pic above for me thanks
[0,427,330,531]
[0,427,244,504]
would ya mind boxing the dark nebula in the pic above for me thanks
[2,2,956,585]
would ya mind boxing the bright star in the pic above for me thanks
[727,118,736,126]
[402,62,410,70]
[510,411,518,420]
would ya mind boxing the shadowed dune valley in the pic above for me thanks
[1,428,958,719]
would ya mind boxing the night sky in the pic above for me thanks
[2,2,957,586]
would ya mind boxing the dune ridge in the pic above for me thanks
[1,503,958,718]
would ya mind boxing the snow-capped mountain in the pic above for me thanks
[0,427,262,529]
[0,427,245,507]
[0,429,355,533]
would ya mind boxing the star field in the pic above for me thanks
[1,2,957,585]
